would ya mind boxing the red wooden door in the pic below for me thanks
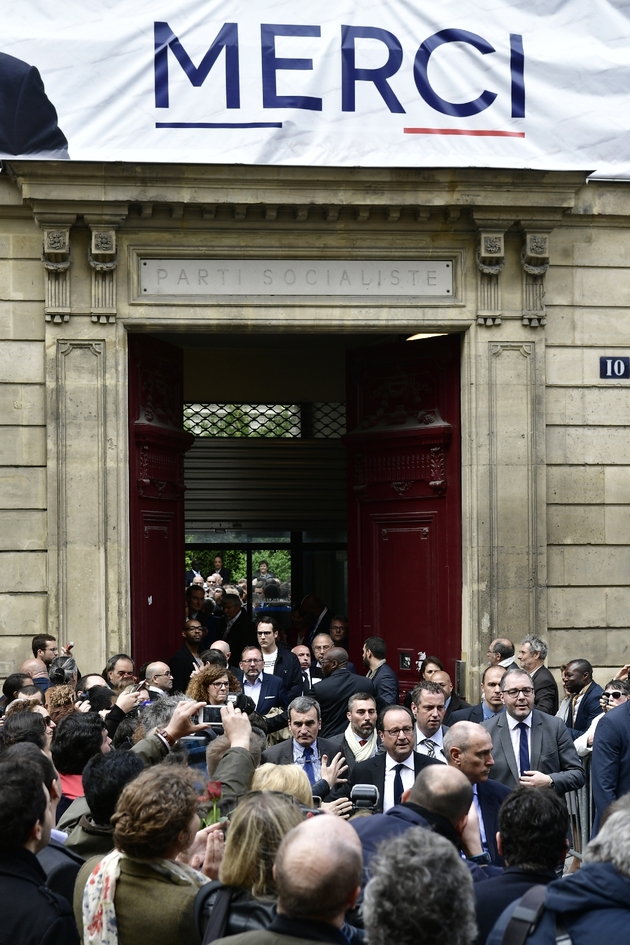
[344,335,461,699]
[128,335,194,668]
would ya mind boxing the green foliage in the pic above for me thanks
[184,548,290,584]
[253,550,291,583]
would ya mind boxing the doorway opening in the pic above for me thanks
[128,329,462,690]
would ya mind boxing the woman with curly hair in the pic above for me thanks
[74,765,219,945]
[185,663,241,705]
[46,683,77,725]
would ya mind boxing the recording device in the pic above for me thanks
[350,784,380,813]
[192,704,225,733]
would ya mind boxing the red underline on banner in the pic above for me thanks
[156,122,283,129]
[404,128,525,138]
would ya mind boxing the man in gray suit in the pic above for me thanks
[262,696,347,802]
[482,668,584,794]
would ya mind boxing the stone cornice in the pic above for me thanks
[6,162,586,220]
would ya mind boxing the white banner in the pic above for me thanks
[3,1,630,176]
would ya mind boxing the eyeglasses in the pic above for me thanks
[504,687,534,697]
[209,681,230,689]
[383,726,414,737]
[605,691,624,700]
[241,658,263,664]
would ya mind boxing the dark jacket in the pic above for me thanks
[326,732,379,776]
[214,913,364,945]
[336,751,440,810]
[369,662,400,711]
[36,837,85,907]
[231,669,289,712]
[532,666,559,715]
[221,611,258,667]
[195,883,276,941]
[350,803,498,886]
[169,644,201,695]
[309,669,376,737]
[451,702,490,724]
[592,700,630,829]
[0,847,80,945]
[262,736,342,799]
[270,647,303,701]
[476,778,511,866]
[443,692,472,726]
[487,862,630,944]
[566,680,604,740]
[474,866,557,945]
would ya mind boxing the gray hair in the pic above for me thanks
[288,696,321,721]
[363,827,477,945]
[584,798,630,878]
[443,721,486,757]
[520,634,548,662]
[139,694,193,734]
[501,668,534,692]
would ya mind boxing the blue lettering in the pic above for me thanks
[154,21,240,109]
[341,26,405,113]
[261,24,322,110]
[413,29,497,117]
[510,34,525,118]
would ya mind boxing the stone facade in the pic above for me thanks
[0,163,627,689]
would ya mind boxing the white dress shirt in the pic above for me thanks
[292,739,321,782]
[243,673,263,709]
[383,753,416,812]
[415,725,447,764]
[507,712,533,775]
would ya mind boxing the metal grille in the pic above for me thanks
[184,403,301,438]
[311,403,346,438]
[184,403,346,438]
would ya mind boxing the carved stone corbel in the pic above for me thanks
[521,233,549,327]
[87,225,118,323]
[42,225,73,323]
[476,231,505,326]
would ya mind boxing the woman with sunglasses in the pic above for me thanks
[574,679,630,756]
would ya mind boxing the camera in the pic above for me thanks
[192,704,225,733]
[350,784,380,813]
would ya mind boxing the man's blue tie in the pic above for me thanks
[517,721,530,775]
[303,745,315,785]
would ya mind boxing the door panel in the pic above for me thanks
[345,335,461,697]
[128,335,194,667]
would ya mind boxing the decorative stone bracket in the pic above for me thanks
[476,230,506,327]
[521,233,550,328]
[42,225,73,323]
[87,224,119,323]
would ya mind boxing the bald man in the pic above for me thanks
[310,647,376,738]
[145,662,173,700]
[20,657,50,693]
[214,815,363,945]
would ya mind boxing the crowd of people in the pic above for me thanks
[2,602,630,944]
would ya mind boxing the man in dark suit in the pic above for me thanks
[451,664,506,725]
[256,619,302,700]
[444,721,511,866]
[486,637,519,673]
[473,787,569,945]
[291,644,323,694]
[592,699,630,830]
[431,670,471,726]
[209,554,231,585]
[309,648,376,737]
[237,646,288,711]
[482,668,584,794]
[168,619,205,693]
[262,696,347,801]
[410,680,449,763]
[363,636,399,711]
[327,692,379,776]
[221,594,257,668]
[518,635,559,715]
[0,52,68,157]
[339,705,440,812]
[562,659,604,739]
[301,594,332,646]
